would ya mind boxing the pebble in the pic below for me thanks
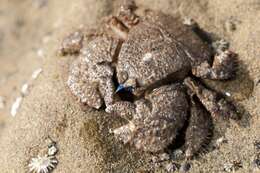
[165,162,179,172]
[253,157,260,169]
[223,163,234,172]
[47,139,58,156]
[225,20,236,32]
[223,161,242,172]
[171,149,184,160]
[254,140,260,150]
[151,153,170,163]
[159,153,170,161]
[179,162,191,173]
[215,137,228,148]
[183,17,197,27]
[48,145,58,156]
[254,158,260,169]
[225,92,231,97]
[256,79,260,86]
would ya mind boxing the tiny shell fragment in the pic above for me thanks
[32,68,43,79]
[11,97,23,117]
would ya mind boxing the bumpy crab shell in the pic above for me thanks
[107,84,189,152]
[116,12,212,95]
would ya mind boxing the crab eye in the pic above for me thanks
[116,84,125,93]
[115,84,134,93]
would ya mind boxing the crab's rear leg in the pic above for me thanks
[184,77,238,119]
[184,97,212,158]
[58,27,106,56]
[191,50,237,80]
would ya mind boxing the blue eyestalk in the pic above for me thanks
[116,84,134,93]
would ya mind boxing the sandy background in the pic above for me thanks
[0,0,259,172]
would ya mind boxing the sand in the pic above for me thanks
[0,0,259,172]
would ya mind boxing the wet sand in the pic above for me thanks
[0,0,259,172]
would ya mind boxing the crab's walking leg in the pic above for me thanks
[58,31,84,55]
[192,50,237,80]
[109,17,129,40]
[184,98,212,158]
[184,77,238,119]
[108,0,139,40]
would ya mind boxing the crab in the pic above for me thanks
[59,0,238,158]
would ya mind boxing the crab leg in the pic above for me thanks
[58,31,84,55]
[108,0,139,40]
[184,98,212,158]
[184,77,238,119]
[192,50,237,80]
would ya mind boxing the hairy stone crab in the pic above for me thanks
[59,0,238,158]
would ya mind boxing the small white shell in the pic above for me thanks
[32,68,43,79]
[37,49,45,59]
[28,155,58,173]
[11,97,23,117]
[21,83,29,96]
[225,92,231,97]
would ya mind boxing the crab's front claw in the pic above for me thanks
[105,101,136,119]
[184,77,238,119]
[192,50,238,80]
